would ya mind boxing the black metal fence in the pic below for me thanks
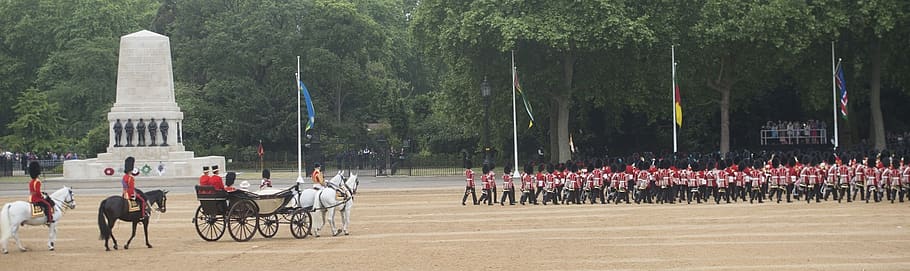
[227,149,469,177]
[0,158,65,177]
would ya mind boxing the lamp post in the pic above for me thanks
[481,77,492,166]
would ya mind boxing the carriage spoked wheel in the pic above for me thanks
[228,200,259,242]
[257,214,279,238]
[194,206,225,241]
[289,208,312,239]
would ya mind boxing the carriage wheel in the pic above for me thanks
[194,206,225,241]
[228,200,259,242]
[289,209,312,239]
[257,214,279,238]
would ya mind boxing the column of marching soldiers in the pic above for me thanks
[461,150,910,206]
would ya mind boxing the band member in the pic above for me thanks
[786,157,799,203]
[836,155,852,203]
[122,157,147,219]
[853,156,867,202]
[28,161,54,224]
[591,161,605,204]
[749,160,764,203]
[615,161,632,204]
[801,158,819,203]
[462,160,478,205]
[887,157,902,204]
[500,165,516,205]
[714,160,729,204]
[865,157,881,203]
[900,157,909,203]
[199,166,210,186]
[634,162,652,204]
[564,163,579,205]
[535,164,546,203]
[770,158,785,203]
[734,160,748,202]
[545,164,559,205]
[480,164,492,205]
[520,164,536,205]
[657,160,671,204]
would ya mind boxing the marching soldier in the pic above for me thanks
[689,162,703,204]
[480,164,492,205]
[887,157,901,204]
[836,155,852,203]
[545,164,559,205]
[462,159,478,205]
[564,163,579,205]
[749,160,764,203]
[676,160,690,203]
[520,164,536,205]
[535,164,546,204]
[714,160,729,204]
[865,156,881,203]
[500,165,516,205]
[591,161,605,204]
[489,164,498,204]
[853,156,867,202]
[770,158,785,203]
[900,157,909,203]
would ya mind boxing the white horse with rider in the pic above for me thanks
[297,171,358,237]
[1,186,77,254]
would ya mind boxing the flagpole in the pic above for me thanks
[511,51,520,178]
[831,42,838,149]
[672,45,678,153]
[259,139,263,173]
[296,56,304,183]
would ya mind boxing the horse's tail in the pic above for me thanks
[98,200,110,240]
[0,203,11,241]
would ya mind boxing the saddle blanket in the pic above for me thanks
[31,204,44,217]
[127,199,141,213]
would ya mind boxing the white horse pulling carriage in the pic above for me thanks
[1,186,76,254]
[192,184,312,242]
[297,171,359,237]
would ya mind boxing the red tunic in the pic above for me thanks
[481,174,491,190]
[210,174,225,191]
[29,178,44,203]
[502,174,514,191]
[199,174,210,186]
[464,169,475,187]
[122,174,136,197]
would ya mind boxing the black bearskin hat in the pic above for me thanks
[504,165,512,174]
[203,166,210,172]
[212,165,220,172]
[547,163,555,174]
[464,159,473,169]
[225,172,236,187]
[28,161,41,179]
[262,169,271,179]
[124,157,135,173]
[538,163,545,172]
[525,164,534,174]
[482,163,490,174]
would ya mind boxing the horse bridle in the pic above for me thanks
[53,189,76,213]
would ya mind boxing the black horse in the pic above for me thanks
[97,189,168,251]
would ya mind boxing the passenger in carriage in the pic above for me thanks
[224,172,238,192]
[27,161,54,224]
[210,165,225,191]
[199,166,210,186]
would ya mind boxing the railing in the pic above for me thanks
[227,152,467,177]
[760,128,827,146]
[0,159,65,177]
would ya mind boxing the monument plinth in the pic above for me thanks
[64,30,224,179]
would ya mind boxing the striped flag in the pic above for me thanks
[513,69,535,128]
[835,62,847,119]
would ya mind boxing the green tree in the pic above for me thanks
[3,88,65,152]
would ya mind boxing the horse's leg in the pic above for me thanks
[314,210,325,237]
[48,222,57,251]
[11,222,26,252]
[125,221,138,250]
[342,205,351,235]
[329,207,340,236]
[143,220,152,248]
[107,217,119,250]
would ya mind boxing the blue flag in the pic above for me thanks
[299,80,315,131]
[835,63,847,119]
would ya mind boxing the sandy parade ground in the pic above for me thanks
[1,174,909,271]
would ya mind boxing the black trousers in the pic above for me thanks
[462,186,478,205]
[520,189,537,204]
[480,189,492,205]
[535,186,544,203]
[676,185,688,202]
[500,189,515,205]
[837,184,851,203]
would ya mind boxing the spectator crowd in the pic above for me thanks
[761,120,827,145]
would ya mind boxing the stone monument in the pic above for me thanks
[64,30,225,179]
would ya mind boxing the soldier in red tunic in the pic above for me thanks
[28,161,54,224]
[519,164,536,205]
[462,159,478,205]
[122,157,147,219]
[534,164,546,203]
[479,164,492,205]
[590,160,604,204]
[500,165,516,205]
[544,164,557,205]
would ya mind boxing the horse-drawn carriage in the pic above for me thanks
[192,185,312,242]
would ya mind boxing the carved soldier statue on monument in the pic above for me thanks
[113,119,123,147]
[148,118,158,146]
[125,118,135,147]
[137,118,146,146]
[160,118,169,146]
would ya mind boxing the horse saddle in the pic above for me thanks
[127,199,141,213]
[31,204,44,217]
